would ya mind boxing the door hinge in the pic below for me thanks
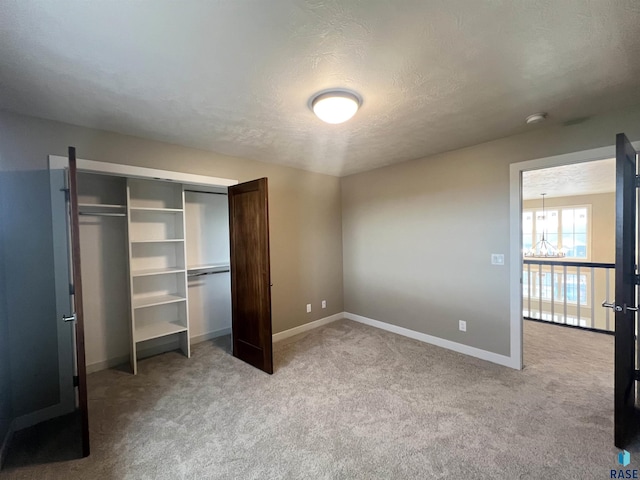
[635,176,640,188]
[634,370,640,381]
[73,375,79,387]
[635,274,640,286]
[69,283,75,295]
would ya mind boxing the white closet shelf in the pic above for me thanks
[135,321,187,343]
[129,207,183,212]
[187,264,230,275]
[131,267,186,277]
[130,239,185,244]
[133,294,186,309]
[78,203,126,209]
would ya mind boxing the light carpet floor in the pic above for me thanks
[1,319,631,479]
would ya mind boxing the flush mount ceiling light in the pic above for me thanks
[310,89,361,124]
[526,112,547,124]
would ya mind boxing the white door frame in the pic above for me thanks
[509,142,640,370]
[15,156,238,431]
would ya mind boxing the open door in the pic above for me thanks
[612,133,639,447]
[66,147,90,456]
[228,178,273,374]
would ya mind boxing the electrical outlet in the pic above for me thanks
[306,304,311,313]
[321,300,327,309]
[459,320,467,332]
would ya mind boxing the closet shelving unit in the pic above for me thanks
[126,178,190,374]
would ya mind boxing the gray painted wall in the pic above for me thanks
[341,105,640,357]
[0,110,344,418]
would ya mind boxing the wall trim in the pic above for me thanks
[272,313,344,342]
[49,155,238,187]
[86,327,233,374]
[0,419,15,469]
[344,312,518,369]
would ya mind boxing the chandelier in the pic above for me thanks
[524,193,565,258]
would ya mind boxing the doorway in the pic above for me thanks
[510,139,640,448]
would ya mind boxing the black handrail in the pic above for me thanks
[523,259,614,269]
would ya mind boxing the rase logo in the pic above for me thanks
[611,450,639,479]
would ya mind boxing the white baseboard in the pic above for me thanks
[86,327,233,374]
[344,312,518,369]
[0,418,15,468]
[191,327,231,344]
[13,401,72,431]
[272,312,344,342]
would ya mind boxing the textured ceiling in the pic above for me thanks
[523,158,615,200]
[2,1,640,176]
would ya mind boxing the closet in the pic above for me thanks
[50,151,273,457]
[76,171,233,375]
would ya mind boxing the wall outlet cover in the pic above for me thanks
[321,300,327,309]
[306,304,311,313]
[459,320,467,332]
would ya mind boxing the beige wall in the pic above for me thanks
[523,192,615,263]
[341,105,640,357]
[0,110,343,416]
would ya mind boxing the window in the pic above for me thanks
[522,205,591,260]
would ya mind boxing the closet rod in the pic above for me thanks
[184,189,227,196]
[187,269,230,278]
[79,212,127,217]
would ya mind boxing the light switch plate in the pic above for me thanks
[491,254,505,265]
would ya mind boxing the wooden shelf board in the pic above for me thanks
[187,264,230,275]
[131,267,186,277]
[130,207,183,212]
[135,321,187,343]
[130,239,184,244]
[133,294,186,309]
[78,203,126,209]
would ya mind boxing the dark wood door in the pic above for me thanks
[614,133,638,448]
[228,178,273,374]
[67,147,90,456]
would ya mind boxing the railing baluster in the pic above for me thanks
[577,266,581,327]
[563,264,567,325]
[590,266,595,329]
[550,264,555,323]
[527,262,531,317]
[606,268,611,331]
[538,263,543,320]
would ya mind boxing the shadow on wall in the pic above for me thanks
[0,170,60,421]
[0,172,14,464]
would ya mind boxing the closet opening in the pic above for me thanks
[77,174,234,375]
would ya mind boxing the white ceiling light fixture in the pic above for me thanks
[526,112,547,124]
[310,89,362,124]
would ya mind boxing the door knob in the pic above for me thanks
[62,313,76,322]
[602,301,615,309]
[602,301,637,313]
